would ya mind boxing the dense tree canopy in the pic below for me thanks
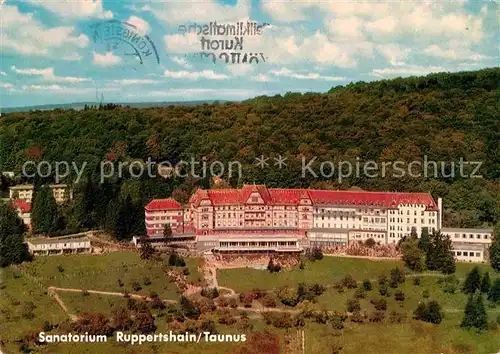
[1,69,498,238]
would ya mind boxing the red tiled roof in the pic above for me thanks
[189,186,438,210]
[145,198,182,211]
[12,200,32,213]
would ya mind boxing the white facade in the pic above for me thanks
[27,237,91,255]
[9,184,71,204]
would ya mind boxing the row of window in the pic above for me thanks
[453,251,482,257]
[449,233,489,240]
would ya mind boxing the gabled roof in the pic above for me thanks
[11,199,32,213]
[145,198,182,211]
[189,185,439,210]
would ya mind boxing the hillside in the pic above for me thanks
[0,68,498,235]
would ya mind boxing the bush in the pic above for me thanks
[239,292,254,308]
[261,294,277,308]
[354,288,366,299]
[218,313,237,325]
[413,277,421,286]
[330,312,347,329]
[263,312,294,328]
[371,298,387,311]
[364,238,376,248]
[267,258,282,273]
[309,247,324,260]
[422,290,430,298]
[394,291,405,302]
[217,298,229,307]
[143,277,152,286]
[196,297,216,314]
[81,290,90,296]
[57,265,64,273]
[413,300,443,324]
[390,267,406,284]
[369,310,385,323]
[117,279,124,288]
[201,287,219,299]
[350,311,365,323]
[341,275,357,289]
[168,252,186,267]
[183,268,190,276]
[277,286,298,307]
[389,311,406,324]
[379,282,389,296]
[151,297,166,310]
[346,298,361,313]
[229,298,238,309]
[362,279,372,291]
[21,301,36,319]
[314,311,330,324]
[132,281,142,292]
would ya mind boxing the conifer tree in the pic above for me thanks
[0,203,29,266]
[480,272,491,294]
[488,279,500,303]
[460,294,475,329]
[473,294,488,331]
[31,185,59,235]
[489,231,500,272]
[462,267,482,294]
[418,227,430,252]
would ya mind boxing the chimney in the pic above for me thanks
[437,197,443,230]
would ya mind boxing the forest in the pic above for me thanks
[0,68,498,239]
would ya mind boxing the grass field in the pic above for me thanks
[218,256,495,292]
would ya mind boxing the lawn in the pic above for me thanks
[218,256,496,293]
[17,251,203,300]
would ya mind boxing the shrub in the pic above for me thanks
[131,281,142,292]
[57,265,64,273]
[239,292,254,308]
[201,287,219,299]
[81,290,90,296]
[143,277,152,286]
[390,267,406,284]
[21,301,36,320]
[168,252,186,267]
[218,313,237,325]
[369,310,385,323]
[262,312,293,328]
[314,311,330,324]
[309,247,323,260]
[413,300,443,324]
[183,268,190,276]
[371,298,387,311]
[333,281,344,293]
[151,297,166,310]
[422,290,430,298]
[350,311,365,323]
[346,298,361,313]
[217,298,229,308]
[362,279,372,291]
[354,288,366,299]
[277,286,298,307]
[341,274,358,289]
[389,311,406,324]
[196,297,216,313]
[117,279,124,288]
[267,258,282,273]
[330,312,347,329]
[379,282,389,296]
[200,320,217,334]
[364,238,376,248]
[413,277,421,286]
[229,298,238,309]
[394,291,405,302]
[149,291,158,299]
[261,294,277,308]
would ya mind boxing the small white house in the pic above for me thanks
[26,236,91,255]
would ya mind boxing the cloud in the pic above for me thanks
[92,52,123,66]
[26,0,113,19]
[10,65,89,83]
[164,33,200,53]
[143,0,250,25]
[111,79,158,85]
[0,71,6,76]
[17,84,119,95]
[227,64,254,77]
[270,68,345,81]
[371,64,447,77]
[170,56,192,69]
[126,16,150,34]
[376,44,411,66]
[1,5,89,57]
[163,70,229,80]
[1,82,14,89]
[146,88,261,100]
[422,43,489,61]
[251,74,275,82]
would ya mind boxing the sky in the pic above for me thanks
[0,0,498,108]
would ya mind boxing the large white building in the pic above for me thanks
[146,185,448,254]
[9,184,71,204]
[441,227,493,262]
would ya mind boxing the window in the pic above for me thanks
[484,235,489,239]
[475,252,481,257]
[463,252,468,256]
[457,251,462,256]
